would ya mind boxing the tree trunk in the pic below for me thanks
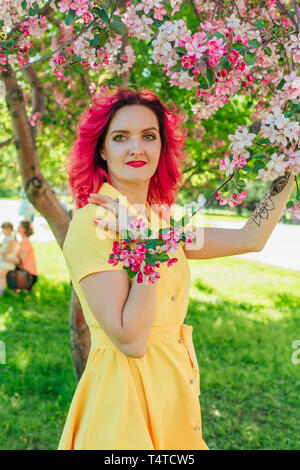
[1,63,90,381]
[69,285,91,381]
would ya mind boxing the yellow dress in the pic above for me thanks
[58,182,208,450]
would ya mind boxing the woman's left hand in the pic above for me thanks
[88,193,152,240]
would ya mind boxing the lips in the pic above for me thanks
[126,161,147,167]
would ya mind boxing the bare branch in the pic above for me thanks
[189,0,201,22]
[276,0,298,29]
[0,137,13,148]
[294,0,300,27]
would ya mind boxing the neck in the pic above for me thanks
[108,178,150,218]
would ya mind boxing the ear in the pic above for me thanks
[100,151,106,161]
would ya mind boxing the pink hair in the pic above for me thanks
[65,87,188,210]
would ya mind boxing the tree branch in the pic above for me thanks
[13,17,99,73]
[6,1,53,36]
[189,0,201,22]
[0,137,13,148]
[276,0,298,29]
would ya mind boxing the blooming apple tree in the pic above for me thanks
[0,0,299,214]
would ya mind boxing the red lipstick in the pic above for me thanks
[126,161,147,167]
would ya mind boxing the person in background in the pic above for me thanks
[19,189,35,222]
[2,220,38,294]
[0,222,18,296]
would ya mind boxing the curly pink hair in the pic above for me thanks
[65,87,188,210]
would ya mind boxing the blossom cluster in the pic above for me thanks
[102,217,196,285]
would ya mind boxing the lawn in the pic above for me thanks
[0,241,299,450]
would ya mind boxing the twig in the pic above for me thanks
[0,137,13,148]
[275,0,298,29]
[6,1,52,36]
[293,0,300,28]
[13,17,99,73]
[189,0,201,22]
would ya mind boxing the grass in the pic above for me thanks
[0,242,299,449]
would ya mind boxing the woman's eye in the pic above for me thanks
[144,134,156,140]
[114,135,126,142]
[113,134,156,142]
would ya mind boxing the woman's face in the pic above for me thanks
[101,105,162,185]
[18,225,25,235]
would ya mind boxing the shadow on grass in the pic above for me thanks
[0,270,299,450]
[185,278,300,450]
[0,275,75,450]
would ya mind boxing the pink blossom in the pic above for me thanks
[0,54,7,65]
[167,258,178,267]
[54,70,65,80]
[182,54,196,68]
[30,111,42,127]
[70,0,89,16]
[232,154,247,168]
[154,7,167,21]
[108,254,119,266]
[58,0,71,13]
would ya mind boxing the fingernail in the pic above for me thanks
[94,218,102,223]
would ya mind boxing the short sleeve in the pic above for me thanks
[63,205,124,283]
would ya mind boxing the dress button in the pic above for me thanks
[179,338,184,343]
[194,426,200,431]
[171,295,177,301]
[190,379,195,383]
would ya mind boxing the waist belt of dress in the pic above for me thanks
[89,322,200,396]
[90,322,196,368]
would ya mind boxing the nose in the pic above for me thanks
[129,138,144,156]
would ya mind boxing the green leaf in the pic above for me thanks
[276,78,285,90]
[241,165,252,173]
[149,239,157,250]
[205,68,215,88]
[286,200,295,209]
[236,180,247,188]
[256,138,270,144]
[252,154,265,159]
[247,39,260,49]
[231,42,246,53]
[65,8,76,26]
[214,32,225,41]
[243,51,257,65]
[126,268,138,278]
[254,20,265,29]
[264,47,272,56]
[297,190,300,201]
[92,7,109,23]
[171,63,182,72]
[175,46,187,55]
[90,34,100,46]
[109,20,128,37]
[254,161,265,171]
[112,14,123,22]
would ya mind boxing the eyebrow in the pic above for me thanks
[110,127,159,135]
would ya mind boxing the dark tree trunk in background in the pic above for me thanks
[1,62,90,381]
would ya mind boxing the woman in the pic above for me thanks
[58,88,294,450]
[0,222,17,296]
[4,221,38,293]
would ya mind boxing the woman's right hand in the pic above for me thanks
[88,193,156,241]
